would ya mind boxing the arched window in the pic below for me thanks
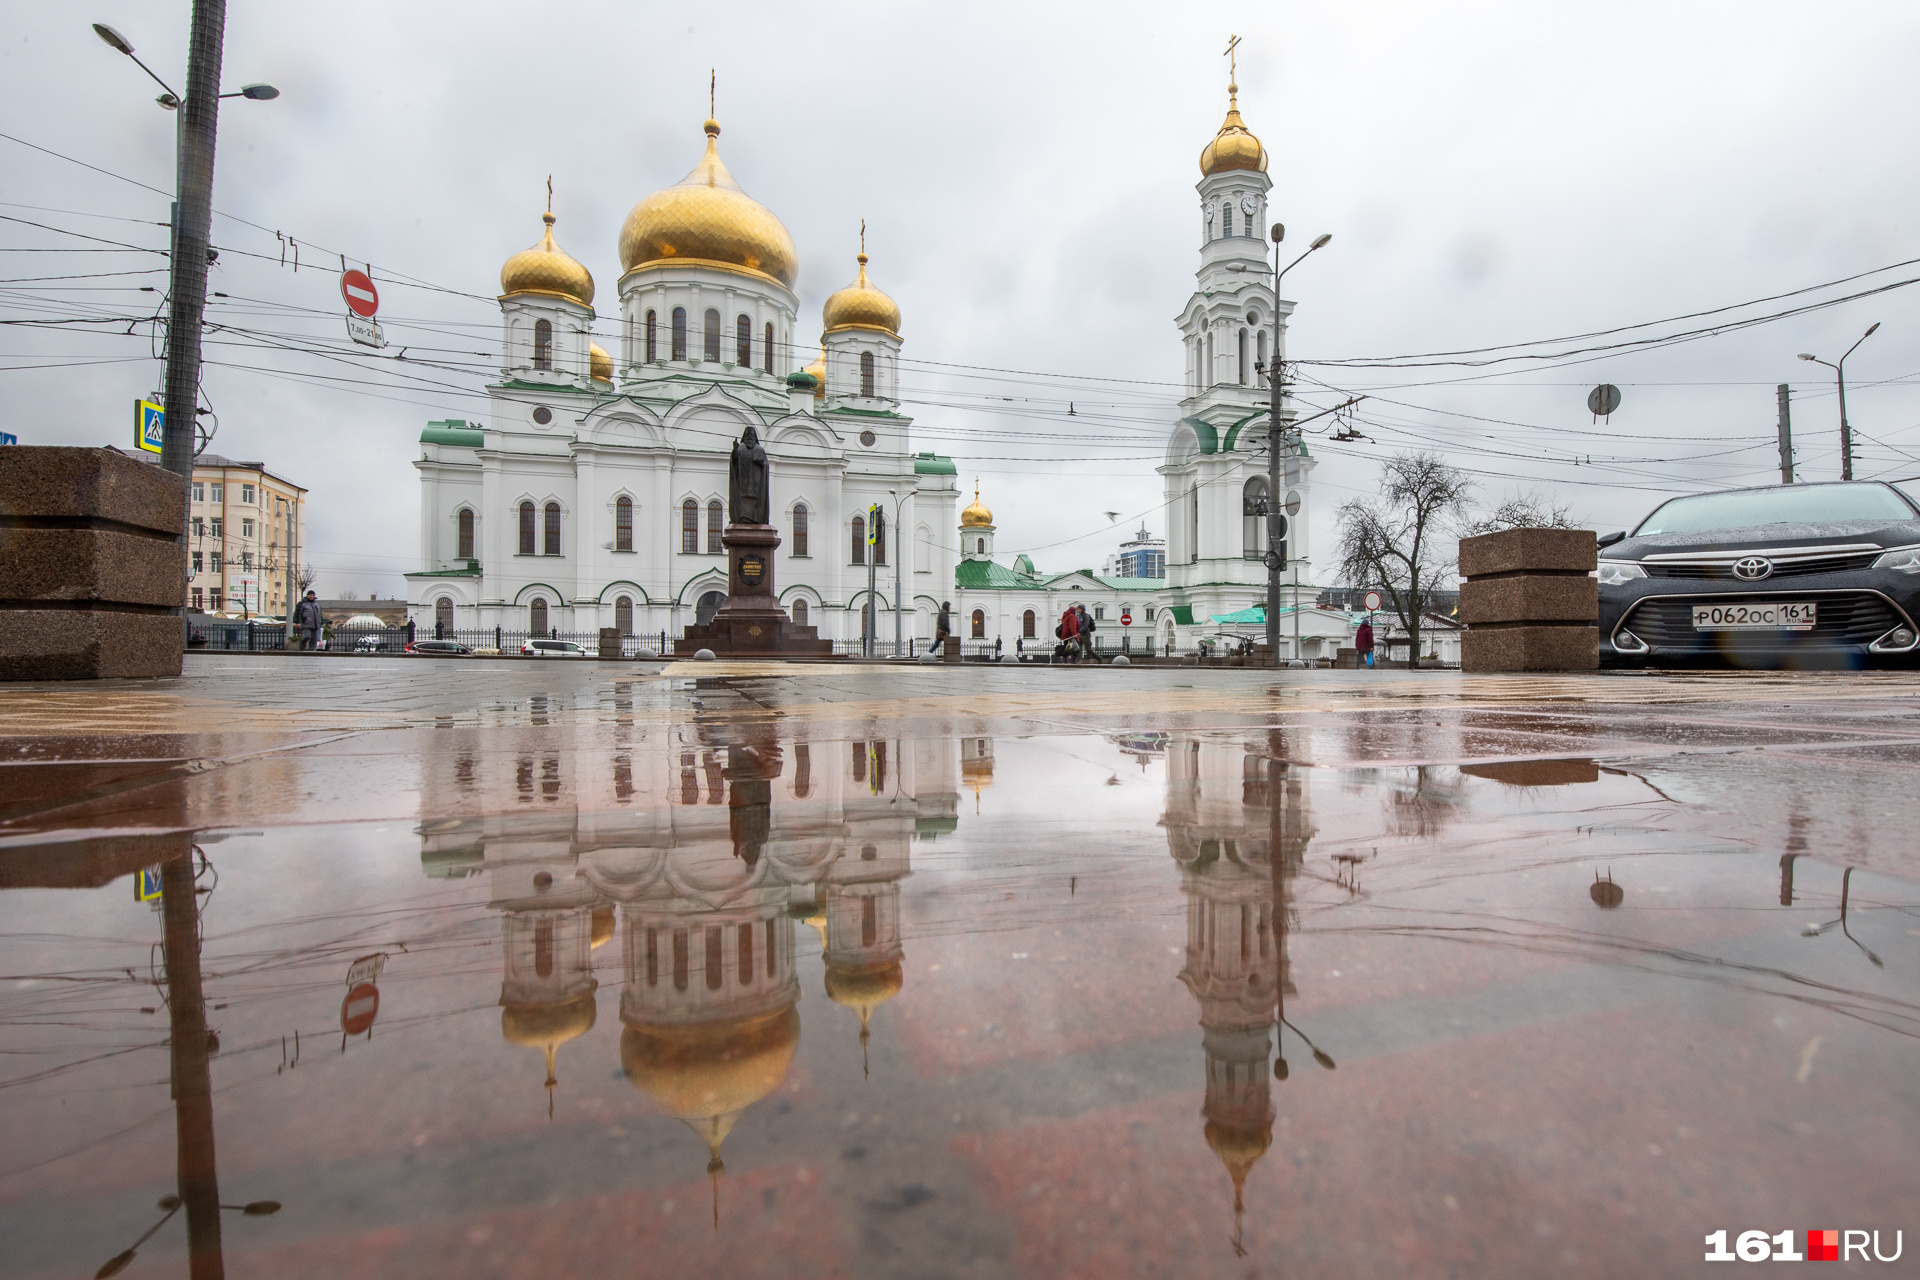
[1237,328,1248,385]
[543,503,561,555]
[970,608,986,638]
[456,508,474,560]
[1206,331,1215,385]
[645,310,658,363]
[850,515,865,565]
[1222,203,1234,238]
[791,598,808,627]
[670,307,687,360]
[435,596,454,636]
[614,496,633,551]
[614,595,633,634]
[735,314,752,366]
[1022,609,1036,638]
[763,322,774,373]
[1257,330,1268,377]
[533,318,553,370]
[702,308,721,362]
[1189,485,1200,564]
[518,501,536,555]
[1243,476,1269,559]
[792,743,812,798]
[706,499,723,553]
[681,498,698,553]
[792,503,809,557]
[860,350,876,397]
[529,598,548,635]
[696,590,724,626]
[976,537,985,554]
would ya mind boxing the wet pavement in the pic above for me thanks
[1,655,1916,1278]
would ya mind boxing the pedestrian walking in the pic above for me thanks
[1057,606,1080,662]
[1355,617,1375,669]
[1075,604,1096,661]
[294,591,323,651]
[935,601,952,657]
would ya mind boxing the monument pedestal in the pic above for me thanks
[674,523,834,658]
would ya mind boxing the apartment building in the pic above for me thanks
[186,454,309,617]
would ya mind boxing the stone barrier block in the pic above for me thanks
[1459,575,1598,625]
[1458,527,1596,579]
[0,446,185,534]
[1461,626,1598,672]
[0,527,185,607]
[0,609,184,681]
[598,627,621,659]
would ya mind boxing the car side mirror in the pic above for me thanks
[1597,530,1626,548]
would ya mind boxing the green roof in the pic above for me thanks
[1221,410,1267,453]
[955,558,1046,589]
[913,451,957,476]
[1169,605,1198,625]
[1211,604,1265,624]
[421,420,483,447]
[1012,553,1037,576]
[785,370,819,389]
[1179,417,1218,455]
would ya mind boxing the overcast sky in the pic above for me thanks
[6,1,1920,595]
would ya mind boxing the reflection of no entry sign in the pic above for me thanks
[1362,590,1384,612]
[341,983,380,1036]
[340,269,379,317]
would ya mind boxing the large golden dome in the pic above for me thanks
[618,119,798,290]
[501,212,594,308]
[822,253,901,338]
[621,1006,801,1121]
[960,484,993,529]
[1199,84,1268,177]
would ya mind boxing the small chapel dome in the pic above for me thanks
[1199,84,1268,177]
[960,484,993,529]
[618,118,799,290]
[589,342,614,385]
[822,253,901,338]
[500,212,595,308]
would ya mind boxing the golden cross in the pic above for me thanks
[709,69,715,117]
[860,218,866,256]
[1224,34,1241,86]
[545,174,552,214]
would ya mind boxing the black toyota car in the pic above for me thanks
[1598,480,1920,667]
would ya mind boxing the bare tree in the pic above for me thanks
[1335,452,1475,666]
[1464,490,1575,536]
[296,562,318,596]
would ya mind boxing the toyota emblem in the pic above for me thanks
[1731,556,1774,581]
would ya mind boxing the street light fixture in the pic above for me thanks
[1264,228,1332,666]
[1798,321,1881,481]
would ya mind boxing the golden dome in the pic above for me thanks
[1205,1119,1273,1205]
[588,342,614,385]
[502,989,597,1092]
[960,484,993,529]
[1199,84,1268,177]
[501,212,595,308]
[825,959,904,1018]
[589,905,615,947]
[618,119,798,290]
[621,1006,801,1122]
[804,348,826,400]
[822,253,901,338]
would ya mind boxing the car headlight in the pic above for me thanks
[1595,560,1647,586]
[1871,545,1920,574]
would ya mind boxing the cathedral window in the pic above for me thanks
[614,595,632,634]
[850,515,865,565]
[764,322,775,373]
[860,350,876,398]
[645,310,657,363]
[705,928,724,991]
[1223,202,1234,238]
[1189,486,1200,563]
[706,500,723,553]
[671,307,687,360]
[1243,476,1269,558]
[792,503,809,557]
[1257,330,1268,377]
[702,308,721,362]
[680,499,698,553]
[1206,332,1215,385]
[518,501,536,555]
[792,742,812,797]
[736,313,752,366]
[456,508,474,560]
[792,598,808,627]
[1238,328,1248,385]
[738,924,754,986]
[615,496,633,551]
[862,896,877,947]
[1022,610,1035,638]
[533,318,553,371]
[852,740,866,782]
[534,918,554,979]
[672,929,689,991]
[971,609,985,639]
[543,502,561,555]
[529,598,548,635]
[976,537,985,554]
[435,597,453,635]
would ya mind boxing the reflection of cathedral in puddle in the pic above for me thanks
[1164,734,1316,1249]
[419,728,957,1214]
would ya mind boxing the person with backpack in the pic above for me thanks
[1075,604,1096,661]
[1057,606,1080,662]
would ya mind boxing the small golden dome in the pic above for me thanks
[618,118,798,290]
[501,212,595,308]
[589,343,613,385]
[1199,84,1268,177]
[804,349,826,400]
[589,905,615,947]
[960,484,993,529]
[822,253,901,338]
[1205,1118,1273,1203]
[825,959,904,1016]
[502,989,597,1092]
[621,1006,801,1121]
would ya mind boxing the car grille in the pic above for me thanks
[1620,592,1904,649]
[1646,552,1881,579]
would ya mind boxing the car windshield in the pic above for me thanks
[1634,483,1917,536]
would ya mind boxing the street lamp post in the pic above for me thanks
[1264,230,1331,666]
[1799,322,1880,482]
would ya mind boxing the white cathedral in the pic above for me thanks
[407,80,1359,659]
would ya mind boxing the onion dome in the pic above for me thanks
[803,349,826,400]
[618,118,799,290]
[501,989,597,1097]
[822,253,901,338]
[501,212,595,308]
[960,484,993,529]
[589,342,613,385]
[1199,83,1268,177]
[825,960,904,1024]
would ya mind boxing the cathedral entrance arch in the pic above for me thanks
[695,591,726,627]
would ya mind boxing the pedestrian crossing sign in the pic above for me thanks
[136,400,165,454]
[136,864,163,902]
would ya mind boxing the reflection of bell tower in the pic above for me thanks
[961,736,994,812]
[491,828,605,1112]
[822,832,909,1075]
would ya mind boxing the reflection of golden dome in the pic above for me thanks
[590,906,615,948]
[804,349,826,400]
[822,253,901,338]
[618,119,798,290]
[1205,1119,1272,1208]
[962,759,993,789]
[501,988,597,1092]
[1199,85,1268,177]
[960,484,993,529]
[589,343,613,385]
[621,1006,800,1123]
[501,212,595,308]
[825,959,904,1022]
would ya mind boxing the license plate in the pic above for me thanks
[1691,601,1817,631]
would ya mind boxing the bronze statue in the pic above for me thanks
[728,426,770,526]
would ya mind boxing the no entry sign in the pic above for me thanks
[341,983,380,1036]
[340,269,379,318]
[1120,611,1133,627]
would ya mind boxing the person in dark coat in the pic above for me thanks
[1355,618,1375,668]
[1075,604,1095,661]
[293,591,323,651]
[935,601,952,656]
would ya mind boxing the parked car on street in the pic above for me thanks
[405,639,472,656]
[521,639,588,657]
[1598,480,1920,667]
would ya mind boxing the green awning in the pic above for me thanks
[1169,605,1197,625]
